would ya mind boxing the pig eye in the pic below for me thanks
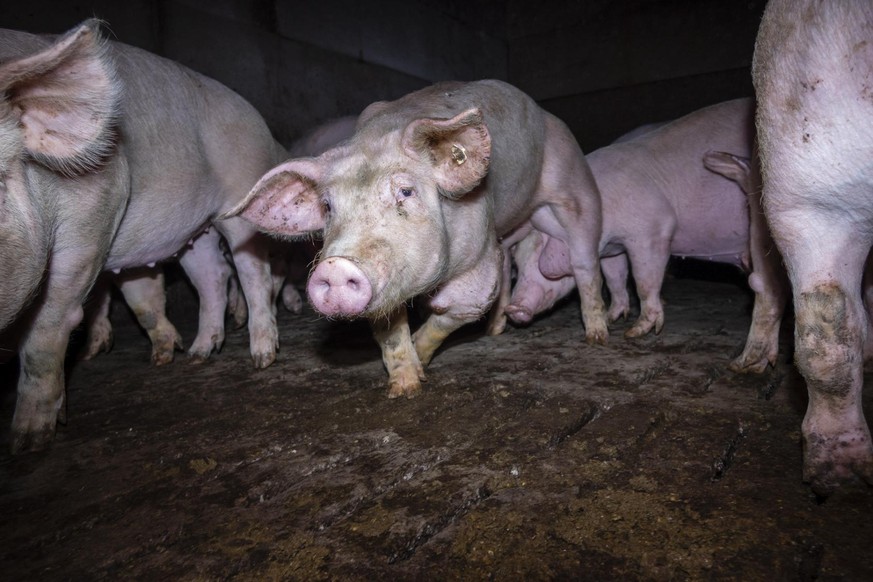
[398,187,414,199]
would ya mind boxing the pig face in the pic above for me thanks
[229,108,490,320]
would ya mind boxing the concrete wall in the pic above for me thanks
[506,0,766,151]
[0,0,508,146]
[1,1,763,150]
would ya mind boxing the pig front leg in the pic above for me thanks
[414,245,502,369]
[80,277,114,360]
[115,267,183,366]
[216,218,279,369]
[372,307,426,399]
[773,213,873,494]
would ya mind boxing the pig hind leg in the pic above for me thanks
[80,276,114,359]
[12,217,116,452]
[115,267,183,365]
[179,228,234,362]
[776,213,873,494]
[624,237,671,338]
[602,254,631,322]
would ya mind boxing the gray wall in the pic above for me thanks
[1,0,763,151]
[0,0,507,146]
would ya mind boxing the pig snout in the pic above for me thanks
[307,257,372,317]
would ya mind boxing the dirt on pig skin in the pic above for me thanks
[1,262,872,581]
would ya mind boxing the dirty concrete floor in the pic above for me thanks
[1,264,872,581]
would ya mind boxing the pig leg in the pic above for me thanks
[12,189,124,452]
[215,218,278,369]
[179,228,232,362]
[535,115,609,344]
[602,254,631,323]
[226,273,248,329]
[80,277,114,359]
[270,252,304,314]
[372,307,426,399]
[624,237,672,338]
[115,267,183,366]
[772,212,873,494]
[414,245,502,366]
[731,169,789,373]
[485,249,512,335]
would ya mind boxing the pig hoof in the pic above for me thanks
[486,317,507,336]
[151,350,176,366]
[803,430,873,496]
[585,328,609,346]
[10,426,55,455]
[387,380,422,399]
[727,356,770,375]
[251,352,276,369]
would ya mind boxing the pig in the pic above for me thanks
[499,99,758,350]
[226,80,609,398]
[753,0,873,493]
[80,227,254,365]
[486,120,667,336]
[0,20,284,453]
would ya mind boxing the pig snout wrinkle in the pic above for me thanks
[307,257,372,317]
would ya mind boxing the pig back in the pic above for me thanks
[103,43,283,267]
[596,98,754,264]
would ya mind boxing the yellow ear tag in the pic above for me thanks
[451,144,467,165]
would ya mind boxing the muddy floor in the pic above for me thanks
[2,263,872,581]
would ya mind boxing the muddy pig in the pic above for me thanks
[0,20,283,453]
[754,0,873,494]
[226,80,608,398]
[499,100,761,357]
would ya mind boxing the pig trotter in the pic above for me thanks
[624,310,664,339]
[803,428,873,496]
[10,392,63,454]
[80,316,114,360]
[282,284,304,314]
[150,327,184,366]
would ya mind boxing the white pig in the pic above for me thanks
[754,0,873,493]
[0,21,283,452]
[227,80,609,398]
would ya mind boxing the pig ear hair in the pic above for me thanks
[0,19,120,176]
[402,107,491,199]
[220,158,327,238]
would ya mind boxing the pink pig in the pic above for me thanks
[227,80,609,398]
[500,100,761,358]
[754,0,873,493]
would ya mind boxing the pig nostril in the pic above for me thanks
[348,279,359,291]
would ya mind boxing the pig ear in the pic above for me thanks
[402,108,491,199]
[221,158,327,237]
[703,150,752,191]
[0,19,119,175]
